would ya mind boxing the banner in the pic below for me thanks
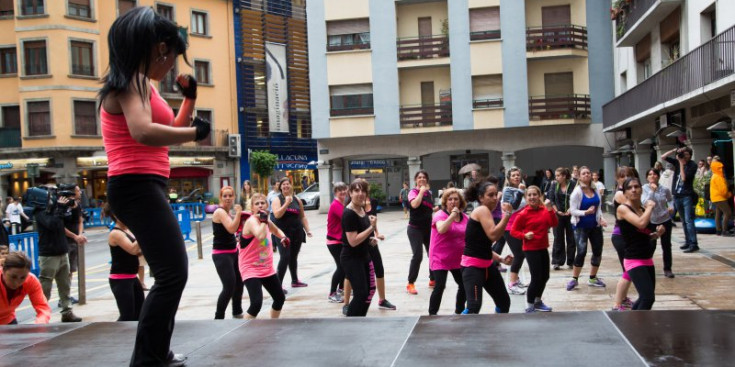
[266,42,289,133]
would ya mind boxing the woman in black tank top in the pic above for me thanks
[611,166,637,311]
[271,177,313,288]
[104,204,143,321]
[211,186,245,319]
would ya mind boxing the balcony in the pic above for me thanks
[400,103,452,128]
[526,25,588,58]
[529,94,590,121]
[397,35,449,61]
[473,98,503,109]
[603,25,735,130]
[614,0,682,47]
[0,128,21,148]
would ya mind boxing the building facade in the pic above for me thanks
[604,0,735,179]
[308,0,614,211]
[0,0,238,202]
[233,0,317,193]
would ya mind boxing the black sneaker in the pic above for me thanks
[679,244,689,250]
[378,299,397,310]
[683,246,700,253]
[61,311,82,323]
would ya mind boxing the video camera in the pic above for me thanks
[23,184,77,213]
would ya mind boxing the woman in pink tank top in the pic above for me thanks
[98,7,210,366]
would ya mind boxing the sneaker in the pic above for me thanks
[679,244,689,250]
[61,311,82,323]
[664,270,675,278]
[291,281,308,288]
[567,265,574,270]
[378,299,397,310]
[461,308,470,314]
[508,282,526,295]
[534,301,552,312]
[622,297,633,309]
[167,353,187,367]
[428,280,436,288]
[588,277,606,287]
[328,292,343,303]
[524,307,536,313]
[406,283,418,295]
[70,296,79,305]
[516,280,529,288]
[611,305,627,312]
[553,264,561,270]
[683,246,699,253]
[282,288,289,295]
[342,305,348,316]
[233,313,244,319]
[337,288,344,296]
[498,265,508,273]
[566,279,578,291]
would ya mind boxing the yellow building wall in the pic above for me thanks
[326,51,373,85]
[525,0,586,27]
[473,109,505,129]
[396,2,448,39]
[330,116,375,138]
[325,0,369,20]
[470,41,502,75]
[526,58,589,96]
[469,0,501,9]
[398,67,451,105]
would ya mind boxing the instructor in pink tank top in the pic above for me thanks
[99,7,210,367]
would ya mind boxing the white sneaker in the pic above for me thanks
[508,282,526,295]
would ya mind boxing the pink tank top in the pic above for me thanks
[239,232,276,281]
[101,84,173,178]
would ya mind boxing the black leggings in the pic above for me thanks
[407,225,433,283]
[429,268,465,315]
[342,255,376,317]
[462,265,510,314]
[243,274,285,317]
[212,252,244,319]
[109,278,145,321]
[504,231,525,274]
[655,220,673,271]
[551,215,575,266]
[108,174,188,366]
[524,250,550,304]
[491,217,507,254]
[628,265,655,310]
[574,226,603,268]
[327,245,344,294]
[368,244,384,278]
[275,234,303,285]
[611,234,626,271]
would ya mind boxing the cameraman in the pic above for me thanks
[662,146,699,253]
[36,193,82,322]
[63,185,87,304]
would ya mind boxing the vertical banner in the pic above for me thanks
[266,42,289,133]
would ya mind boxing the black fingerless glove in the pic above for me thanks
[191,116,211,141]
[258,210,269,223]
[176,75,198,99]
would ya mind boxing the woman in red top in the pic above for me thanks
[510,186,557,313]
[99,7,209,366]
[1,252,51,325]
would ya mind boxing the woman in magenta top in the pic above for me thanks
[240,193,288,319]
[510,186,557,313]
[326,182,348,303]
[99,7,210,366]
[211,186,245,320]
[428,188,468,315]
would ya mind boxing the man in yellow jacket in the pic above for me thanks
[710,156,733,236]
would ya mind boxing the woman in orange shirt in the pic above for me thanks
[1,251,51,325]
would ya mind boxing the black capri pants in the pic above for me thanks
[109,278,144,321]
[244,274,285,317]
[462,265,510,314]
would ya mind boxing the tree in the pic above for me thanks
[250,150,278,193]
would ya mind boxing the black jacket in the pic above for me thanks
[36,207,69,257]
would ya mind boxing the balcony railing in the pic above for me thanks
[529,94,590,120]
[0,128,21,148]
[473,98,503,109]
[400,103,452,128]
[614,0,656,40]
[603,25,735,129]
[470,30,501,41]
[397,35,449,61]
[526,25,587,51]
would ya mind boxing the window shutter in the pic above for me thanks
[69,0,90,5]
[635,34,651,62]
[542,5,571,27]
[472,75,503,99]
[544,72,574,96]
[330,84,373,96]
[0,0,14,12]
[469,7,500,33]
[659,8,680,44]
[327,19,369,36]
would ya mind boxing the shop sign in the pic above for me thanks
[350,160,387,169]
[276,154,316,170]
[0,158,50,171]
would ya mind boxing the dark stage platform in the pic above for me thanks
[1,311,732,366]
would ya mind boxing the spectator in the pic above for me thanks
[710,156,733,237]
[662,147,699,252]
[5,197,29,235]
[63,185,87,306]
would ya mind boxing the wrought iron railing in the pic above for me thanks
[397,35,449,61]
[473,98,503,109]
[603,25,735,129]
[400,103,452,128]
[526,25,587,51]
[529,94,590,120]
[470,30,501,41]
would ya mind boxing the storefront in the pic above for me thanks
[270,153,317,193]
[349,159,407,205]
[0,158,53,199]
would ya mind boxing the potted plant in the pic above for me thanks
[205,197,219,214]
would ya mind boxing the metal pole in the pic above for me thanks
[196,221,203,260]
[78,242,86,305]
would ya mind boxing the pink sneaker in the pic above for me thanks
[291,281,308,288]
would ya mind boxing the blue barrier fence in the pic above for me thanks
[84,207,113,228]
[174,210,193,242]
[8,232,40,276]
[170,203,206,222]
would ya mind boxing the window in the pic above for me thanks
[21,0,44,15]
[0,0,14,16]
[70,41,94,76]
[256,118,268,138]
[329,84,373,116]
[472,75,503,108]
[68,0,91,18]
[194,60,210,84]
[635,34,652,81]
[23,40,47,76]
[27,101,51,136]
[118,0,135,16]
[469,7,500,40]
[195,110,212,145]
[1,105,20,128]
[296,118,311,139]
[73,100,97,136]
[326,19,370,51]
[157,3,173,21]
[544,72,574,96]
[0,47,17,75]
[191,11,207,35]
[160,65,177,94]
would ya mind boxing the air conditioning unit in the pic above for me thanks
[228,134,241,158]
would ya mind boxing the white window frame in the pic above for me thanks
[24,98,53,138]
[66,0,95,21]
[190,9,209,36]
[17,0,46,17]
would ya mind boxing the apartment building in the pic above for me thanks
[308,0,614,210]
[0,0,238,201]
[604,0,735,177]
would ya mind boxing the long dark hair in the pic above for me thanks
[98,7,188,105]
[465,179,497,203]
